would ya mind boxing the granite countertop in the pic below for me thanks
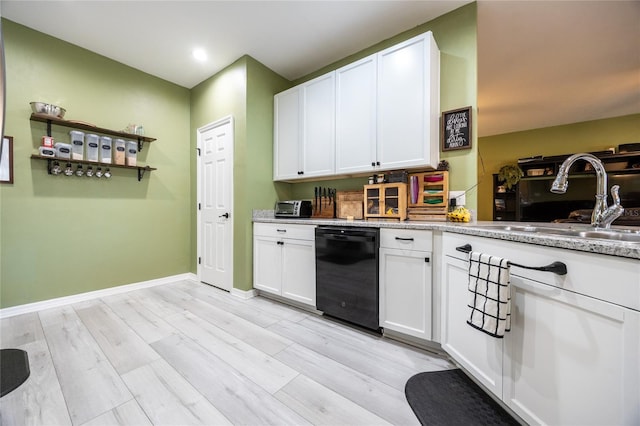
[253,210,640,260]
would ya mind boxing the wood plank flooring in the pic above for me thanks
[0,280,454,425]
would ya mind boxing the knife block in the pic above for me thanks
[312,198,336,219]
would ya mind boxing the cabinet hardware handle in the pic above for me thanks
[455,243,567,275]
[510,261,567,276]
[425,257,430,263]
[276,229,287,233]
[456,244,472,253]
[371,162,376,167]
[277,241,284,245]
[219,212,229,218]
[395,237,414,241]
[376,161,380,166]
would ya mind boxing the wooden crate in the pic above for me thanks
[336,191,364,219]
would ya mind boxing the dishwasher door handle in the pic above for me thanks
[318,234,376,243]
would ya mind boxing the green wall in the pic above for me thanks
[2,2,478,306]
[1,20,191,308]
[477,113,640,220]
[190,56,290,291]
[289,3,478,208]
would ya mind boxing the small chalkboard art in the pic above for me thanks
[441,106,472,151]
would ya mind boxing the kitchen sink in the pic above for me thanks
[473,224,640,243]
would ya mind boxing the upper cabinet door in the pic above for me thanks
[335,55,377,174]
[377,32,440,170]
[274,86,302,180]
[302,72,336,178]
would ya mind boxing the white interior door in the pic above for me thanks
[198,116,233,291]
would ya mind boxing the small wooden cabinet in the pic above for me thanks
[364,183,407,220]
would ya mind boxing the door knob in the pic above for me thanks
[219,212,229,218]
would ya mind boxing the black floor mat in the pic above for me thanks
[0,349,30,397]
[405,369,519,426]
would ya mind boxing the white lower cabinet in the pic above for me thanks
[379,229,432,340]
[253,223,316,307]
[441,232,640,425]
[441,253,503,397]
[505,275,640,426]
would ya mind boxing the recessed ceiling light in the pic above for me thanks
[192,48,207,62]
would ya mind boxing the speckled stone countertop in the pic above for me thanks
[253,210,640,260]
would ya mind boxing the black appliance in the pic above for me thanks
[315,226,380,331]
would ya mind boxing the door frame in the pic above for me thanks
[196,115,234,289]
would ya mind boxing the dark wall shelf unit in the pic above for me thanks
[30,113,156,151]
[517,151,640,178]
[30,155,156,181]
[493,174,520,221]
[30,113,158,181]
[494,150,640,223]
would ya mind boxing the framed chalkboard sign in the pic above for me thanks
[441,106,472,151]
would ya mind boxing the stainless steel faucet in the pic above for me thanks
[550,153,624,229]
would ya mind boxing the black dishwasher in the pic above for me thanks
[315,226,380,331]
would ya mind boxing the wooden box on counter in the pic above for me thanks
[407,171,449,221]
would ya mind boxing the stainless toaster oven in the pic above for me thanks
[275,200,312,218]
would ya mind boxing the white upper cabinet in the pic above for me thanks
[335,55,378,174]
[274,72,335,181]
[301,72,336,178]
[273,86,302,180]
[377,32,440,170]
[274,31,440,181]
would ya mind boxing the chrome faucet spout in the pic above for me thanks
[550,153,624,229]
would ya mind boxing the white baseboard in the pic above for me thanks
[230,288,257,299]
[0,273,197,319]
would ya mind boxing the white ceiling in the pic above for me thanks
[0,0,470,87]
[477,1,640,137]
[2,1,639,137]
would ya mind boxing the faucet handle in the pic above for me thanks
[610,185,622,206]
[599,185,624,228]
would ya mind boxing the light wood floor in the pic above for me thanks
[0,280,454,425]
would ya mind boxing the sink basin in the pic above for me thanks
[549,230,640,242]
[474,224,640,243]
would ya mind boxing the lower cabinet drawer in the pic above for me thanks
[253,222,315,240]
[380,228,432,251]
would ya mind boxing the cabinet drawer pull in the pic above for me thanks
[455,243,567,275]
[456,244,472,253]
[276,229,287,233]
[395,237,414,241]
